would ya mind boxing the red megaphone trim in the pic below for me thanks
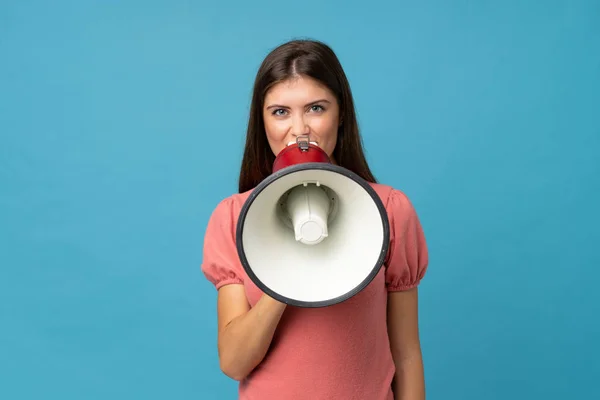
[272,136,331,173]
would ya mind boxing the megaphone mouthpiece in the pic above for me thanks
[273,138,331,173]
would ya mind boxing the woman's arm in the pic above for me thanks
[216,284,287,381]
[387,287,425,400]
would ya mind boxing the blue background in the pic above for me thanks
[1,0,598,399]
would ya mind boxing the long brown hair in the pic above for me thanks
[238,39,377,193]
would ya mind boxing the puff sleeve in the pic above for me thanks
[384,189,429,291]
[200,198,244,290]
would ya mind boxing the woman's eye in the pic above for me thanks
[310,105,324,112]
[272,109,287,116]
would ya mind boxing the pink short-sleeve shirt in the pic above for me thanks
[201,182,429,400]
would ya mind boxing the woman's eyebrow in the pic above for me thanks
[265,99,331,110]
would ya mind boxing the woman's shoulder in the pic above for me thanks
[368,182,416,215]
[208,189,254,219]
[368,183,429,291]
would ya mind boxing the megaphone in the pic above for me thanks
[236,135,390,307]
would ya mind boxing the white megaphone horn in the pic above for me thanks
[236,135,390,307]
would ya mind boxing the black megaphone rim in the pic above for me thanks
[235,162,391,308]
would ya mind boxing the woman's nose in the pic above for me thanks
[291,115,310,137]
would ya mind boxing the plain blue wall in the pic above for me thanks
[1,0,598,399]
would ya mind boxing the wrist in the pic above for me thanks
[260,293,287,312]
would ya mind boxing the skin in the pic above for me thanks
[217,285,286,381]
[388,288,426,400]
[217,74,425,399]
[262,74,340,159]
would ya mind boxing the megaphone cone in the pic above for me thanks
[236,136,390,308]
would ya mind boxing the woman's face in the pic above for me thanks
[262,75,340,159]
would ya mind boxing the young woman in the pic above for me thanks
[201,39,429,400]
